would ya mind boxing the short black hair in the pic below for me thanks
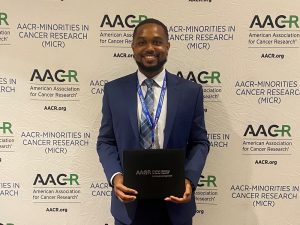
[133,18,169,40]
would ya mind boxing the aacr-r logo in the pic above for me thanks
[250,15,299,29]
[177,71,221,84]
[0,12,9,26]
[0,122,13,134]
[100,15,147,28]
[244,124,291,137]
[198,175,217,187]
[30,69,79,83]
[33,174,79,186]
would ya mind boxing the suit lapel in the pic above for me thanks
[124,73,140,147]
[163,72,179,148]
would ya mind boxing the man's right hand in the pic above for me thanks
[113,174,138,203]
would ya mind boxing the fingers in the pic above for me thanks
[165,178,192,203]
[113,174,138,203]
[115,183,138,202]
[164,192,191,203]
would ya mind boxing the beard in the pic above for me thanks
[135,58,167,74]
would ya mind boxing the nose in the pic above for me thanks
[144,42,155,53]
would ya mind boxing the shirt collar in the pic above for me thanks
[137,69,166,88]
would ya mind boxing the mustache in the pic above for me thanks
[143,54,159,57]
[135,59,167,73]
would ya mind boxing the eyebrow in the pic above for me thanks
[134,36,164,40]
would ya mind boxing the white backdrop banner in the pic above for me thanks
[0,0,299,225]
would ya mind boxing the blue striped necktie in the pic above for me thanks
[140,78,154,149]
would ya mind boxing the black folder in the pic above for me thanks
[123,149,185,199]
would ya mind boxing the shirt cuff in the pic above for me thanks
[110,172,123,186]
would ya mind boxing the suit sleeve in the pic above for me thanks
[185,85,210,190]
[97,84,122,186]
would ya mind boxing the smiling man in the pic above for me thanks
[97,18,210,225]
[132,21,169,77]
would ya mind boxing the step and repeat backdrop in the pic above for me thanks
[1,0,300,225]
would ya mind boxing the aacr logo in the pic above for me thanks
[0,122,12,134]
[30,69,78,82]
[33,174,79,186]
[244,124,291,137]
[177,71,221,84]
[100,15,147,28]
[250,15,299,29]
[0,12,9,26]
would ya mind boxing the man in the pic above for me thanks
[97,18,210,225]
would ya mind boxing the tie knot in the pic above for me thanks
[144,79,154,88]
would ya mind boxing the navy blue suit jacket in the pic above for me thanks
[97,71,209,225]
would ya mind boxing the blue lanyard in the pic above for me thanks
[137,75,167,145]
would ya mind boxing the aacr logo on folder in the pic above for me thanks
[123,149,185,199]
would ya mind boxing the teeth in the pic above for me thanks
[144,56,156,59]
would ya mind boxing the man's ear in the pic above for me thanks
[166,42,170,50]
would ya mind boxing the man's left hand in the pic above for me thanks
[164,178,192,203]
